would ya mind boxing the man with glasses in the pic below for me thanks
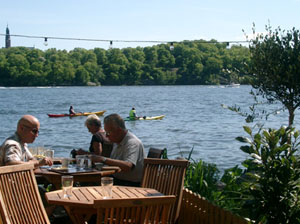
[91,113,145,187]
[0,115,53,167]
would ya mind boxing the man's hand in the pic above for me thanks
[90,155,132,172]
[39,157,53,166]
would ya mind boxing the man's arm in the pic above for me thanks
[6,157,53,168]
[6,159,39,168]
[91,155,133,171]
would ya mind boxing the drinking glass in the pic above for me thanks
[44,149,54,167]
[44,149,54,158]
[37,146,46,157]
[101,177,113,199]
[61,158,69,169]
[29,147,37,156]
[76,155,85,170]
[61,175,73,198]
[85,155,92,169]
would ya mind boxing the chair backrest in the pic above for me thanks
[94,196,176,224]
[147,147,165,158]
[141,158,189,223]
[0,164,50,224]
[0,192,7,224]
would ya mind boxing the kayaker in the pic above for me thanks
[129,107,138,120]
[0,115,53,167]
[74,114,112,157]
[91,113,145,187]
[69,105,76,115]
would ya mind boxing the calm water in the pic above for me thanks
[0,85,298,171]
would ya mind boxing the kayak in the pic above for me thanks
[48,110,106,118]
[124,115,165,121]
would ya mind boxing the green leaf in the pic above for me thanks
[253,133,262,144]
[46,184,53,192]
[293,130,299,139]
[243,126,252,135]
[262,130,270,139]
[236,136,252,143]
[240,146,252,154]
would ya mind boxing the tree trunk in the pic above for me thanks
[288,108,295,127]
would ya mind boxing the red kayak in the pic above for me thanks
[47,110,106,118]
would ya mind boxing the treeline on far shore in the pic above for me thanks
[0,39,252,87]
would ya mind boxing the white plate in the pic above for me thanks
[50,166,68,171]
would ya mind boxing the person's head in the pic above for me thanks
[104,114,126,144]
[132,107,135,110]
[16,115,40,144]
[85,114,101,134]
[70,106,73,109]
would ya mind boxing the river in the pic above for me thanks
[0,85,298,171]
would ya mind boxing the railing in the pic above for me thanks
[178,187,249,224]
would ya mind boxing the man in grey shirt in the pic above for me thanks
[91,113,145,186]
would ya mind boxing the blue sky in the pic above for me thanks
[1,0,300,51]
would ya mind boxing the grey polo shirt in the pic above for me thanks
[110,131,145,183]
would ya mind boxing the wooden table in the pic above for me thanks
[46,186,164,224]
[35,165,119,190]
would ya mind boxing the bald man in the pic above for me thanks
[0,115,53,167]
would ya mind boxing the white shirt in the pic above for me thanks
[0,133,33,166]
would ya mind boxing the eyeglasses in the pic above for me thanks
[23,125,39,135]
[105,126,119,137]
[105,129,116,137]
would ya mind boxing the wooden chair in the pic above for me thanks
[141,158,189,224]
[0,164,50,224]
[147,147,165,158]
[94,196,176,224]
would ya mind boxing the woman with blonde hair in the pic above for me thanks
[73,114,112,157]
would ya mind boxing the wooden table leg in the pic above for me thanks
[64,206,81,224]
[64,206,96,224]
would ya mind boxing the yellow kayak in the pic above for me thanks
[125,115,165,121]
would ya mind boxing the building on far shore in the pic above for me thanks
[5,25,11,48]
[3,26,35,49]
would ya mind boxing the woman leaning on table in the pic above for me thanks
[72,114,112,157]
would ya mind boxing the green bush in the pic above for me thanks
[236,126,300,223]
[216,165,247,213]
[184,159,220,202]
[184,126,300,223]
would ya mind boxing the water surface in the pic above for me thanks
[0,85,298,171]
